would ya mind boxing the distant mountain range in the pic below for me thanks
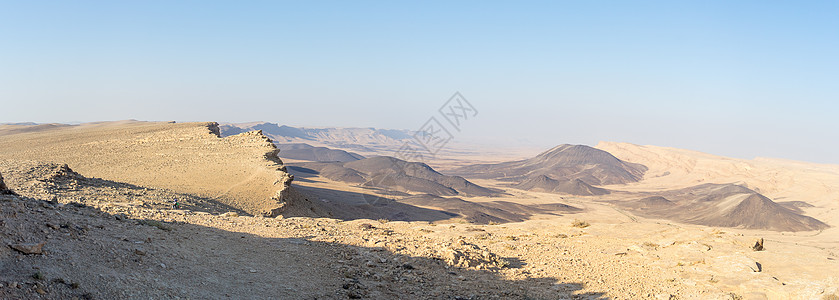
[220,122,413,150]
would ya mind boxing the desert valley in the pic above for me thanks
[0,120,837,299]
[5,1,838,299]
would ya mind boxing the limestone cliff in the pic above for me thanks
[0,121,312,216]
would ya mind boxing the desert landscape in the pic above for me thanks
[4,2,837,299]
[0,121,837,299]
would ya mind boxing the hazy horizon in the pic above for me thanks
[2,1,837,164]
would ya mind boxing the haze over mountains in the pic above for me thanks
[220,122,413,155]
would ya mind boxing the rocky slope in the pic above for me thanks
[0,172,10,194]
[450,144,646,196]
[290,156,503,197]
[452,144,647,185]
[4,163,834,299]
[595,141,839,228]
[0,159,717,299]
[512,175,610,196]
[0,121,305,217]
[616,184,829,232]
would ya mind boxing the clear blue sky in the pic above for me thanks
[1,1,838,163]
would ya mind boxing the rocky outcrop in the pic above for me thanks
[0,171,11,194]
[437,239,508,270]
[210,129,304,217]
[0,121,313,217]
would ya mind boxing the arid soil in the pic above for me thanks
[0,160,696,299]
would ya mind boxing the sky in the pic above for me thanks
[1,1,838,163]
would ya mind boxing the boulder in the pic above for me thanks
[10,242,46,255]
[752,238,764,251]
[0,171,11,194]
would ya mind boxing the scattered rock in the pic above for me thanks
[33,271,45,280]
[10,242,46,254]
[221,212,239,218]
[439,241,508,269]
[0,171,12,194]
[752,238,764,251]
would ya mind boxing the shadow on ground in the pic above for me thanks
[0,194,609,299]
[292,185,581,225]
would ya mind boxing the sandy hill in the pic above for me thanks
[275,143,365,162]
[0,121,313,217]
[451,144,647,185]
[616,183,828,231]
[596,141,839,230]
[0,171,9,194]
[289,156,503,197]
[513,175,610,196]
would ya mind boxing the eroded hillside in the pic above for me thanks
[0,121,302,216]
